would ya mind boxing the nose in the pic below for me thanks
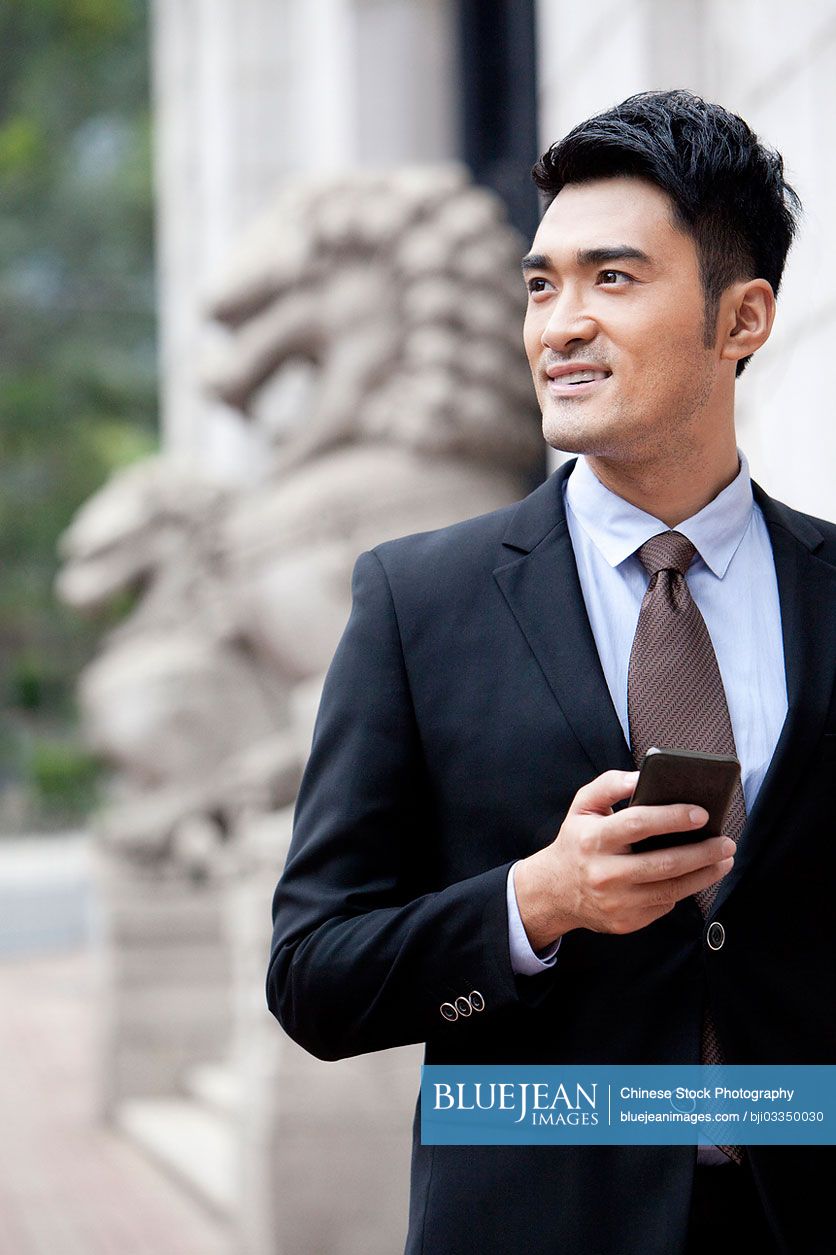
[540,291,597,352]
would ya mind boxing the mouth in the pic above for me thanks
[545,367,611,399]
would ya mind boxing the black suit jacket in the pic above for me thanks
[267,459,836,1254]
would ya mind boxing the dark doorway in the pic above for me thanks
[455,0,541,241]
[455,0,545,485]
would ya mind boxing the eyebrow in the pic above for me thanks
[521,246,653,272]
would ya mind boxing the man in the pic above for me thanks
[267,91,836,1254]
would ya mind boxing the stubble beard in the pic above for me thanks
[539,358,716,467]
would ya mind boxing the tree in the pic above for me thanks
[0,0,157,827]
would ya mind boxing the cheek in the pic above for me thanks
[522,333,539,386]
[522,309,541,362]
[655,289,706,343]
[625,306,705,371]
[627,319,713,412]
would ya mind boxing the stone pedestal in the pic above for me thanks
[229,811,422,1255]
[96,849,233,1117]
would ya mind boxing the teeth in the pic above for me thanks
[557,370,607,384]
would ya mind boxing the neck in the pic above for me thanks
[585,436,740,527]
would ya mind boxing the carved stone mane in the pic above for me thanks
[57,164,543,873]
[203,164,542,474]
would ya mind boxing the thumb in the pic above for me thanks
[571,769,639,816]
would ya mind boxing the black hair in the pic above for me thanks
[532,90,801,375]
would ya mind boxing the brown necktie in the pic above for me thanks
[627,530,745,1164]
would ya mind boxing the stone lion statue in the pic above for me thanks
[58,164,543,873]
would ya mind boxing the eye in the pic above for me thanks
[598,269,632,285]
[526,276,554,295]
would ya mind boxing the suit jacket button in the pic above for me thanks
[468,991,485,1012]
[706,921,725,951]
[454,996,472,1017]
[440,1002,458,1021]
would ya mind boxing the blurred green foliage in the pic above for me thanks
[0,0,157,828]
[30,736,99,818]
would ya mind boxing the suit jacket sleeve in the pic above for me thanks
[266,548,554,1061]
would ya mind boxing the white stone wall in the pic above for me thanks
[535,0,836,519]
[151,0,296,476]
[150,0,456,478]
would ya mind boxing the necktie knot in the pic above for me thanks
[637,530,696,577]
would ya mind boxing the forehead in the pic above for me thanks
[531,176,690,261]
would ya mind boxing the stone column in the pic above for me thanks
[150,0,456,480]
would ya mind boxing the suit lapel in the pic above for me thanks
[493,460,634,777]
[712,482,836,908]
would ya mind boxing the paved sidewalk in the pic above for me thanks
[0,948,230,1255]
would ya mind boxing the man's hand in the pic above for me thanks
[513,769,735,952]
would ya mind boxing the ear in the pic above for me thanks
[719,278,776,366]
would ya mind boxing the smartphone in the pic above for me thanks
[628,747,741,853]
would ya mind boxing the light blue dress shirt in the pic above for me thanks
[507,450,788,976]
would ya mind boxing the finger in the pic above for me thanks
[627,836,736,884]
[572,770,641,816]
[640,856,735,909]
[605,802,709,851]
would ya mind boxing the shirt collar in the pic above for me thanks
[564,450,754,578]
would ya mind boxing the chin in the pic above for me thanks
[541,414,604,457]
[541,401,643,461]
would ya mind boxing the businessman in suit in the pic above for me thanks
[267,91,836,1254]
